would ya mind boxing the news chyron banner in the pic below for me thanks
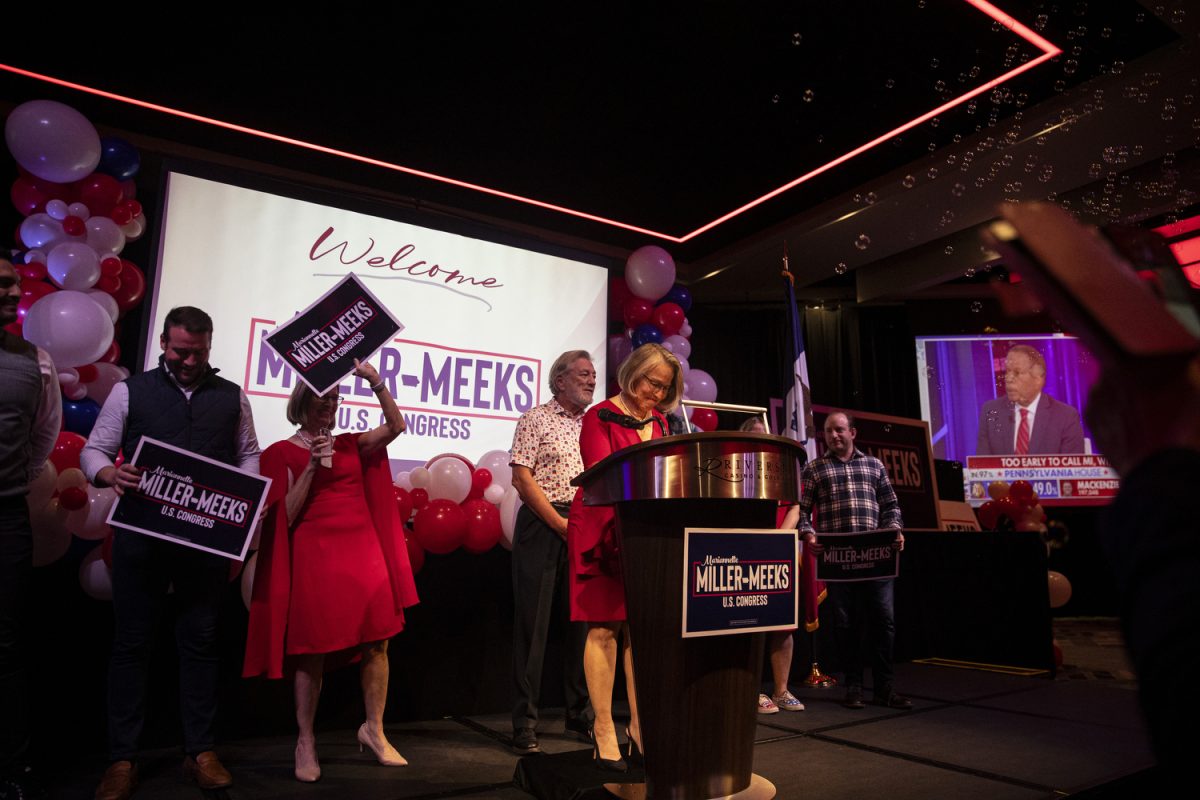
[107,438,271,561]
[966,454,1119,507]
[814,530,900,583]
[682,528,798,638]
[148,171,608,468]
[263,274,403,396]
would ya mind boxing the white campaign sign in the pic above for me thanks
[147,172,608,467]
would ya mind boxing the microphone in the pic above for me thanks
[598,408,668,437]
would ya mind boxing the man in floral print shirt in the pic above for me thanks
[507,350,596,753]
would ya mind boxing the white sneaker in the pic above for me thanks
[771,690,806,712]
[757,693,779,714]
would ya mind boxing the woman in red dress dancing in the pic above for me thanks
[568,343,683,771]
[243,360,418,783]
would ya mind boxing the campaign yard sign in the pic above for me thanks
[682,528,798,638]
[107,438,272,561]
[263,273,403,396]
[814,530,901,582]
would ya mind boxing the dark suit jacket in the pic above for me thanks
[976,393,1085,455]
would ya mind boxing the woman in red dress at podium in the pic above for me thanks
[243,360,418,783]
[568,343,683,770]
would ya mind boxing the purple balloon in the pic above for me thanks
[687,369,718,404]
[662,334,691,360]
[631,323,664,348]
[5,100,101,183]
[625,246,676,301]
[607,335,633,371]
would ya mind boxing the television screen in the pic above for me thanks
[915,334,1118,506]
[145,169,609,469]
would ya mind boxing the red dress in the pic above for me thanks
[568,399,667,622]
[243,433,419,679]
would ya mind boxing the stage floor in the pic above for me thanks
[46,621,1154,799]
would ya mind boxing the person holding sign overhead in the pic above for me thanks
[243,359,418,784]
[797,411,910,711]
[568,343,682,772]
[81,306,261,800]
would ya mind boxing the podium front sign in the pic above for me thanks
[682,528,798,638]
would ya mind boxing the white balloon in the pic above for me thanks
[85,216,126,256]
[680,320,693,337]
[65,486,116,542]
[66,385,88,401]
[241,552,258,610]
[675,355,690,376]
[625,246,677,301]
[86,289,120,323]
[24,249,46,265]
[393,471,413,492]
[22,290,114,368]
[499,486,524,551]
[45,199,70,220]
[28,461,58,509]
[84,363,127,406]
[663,334,691,360]
[67,202,91,220]
[79,546,113,601]
[121,216,145,242]
[47,242,101,290]
[426,456,472,504]
[4,100,101,183]
[19,213,66,250]
[475,449,513,492]
[409,467,431,489]
[58,368,81,390]
[483,483,505,505]
[30,498,71,567]
[687,369,719,404]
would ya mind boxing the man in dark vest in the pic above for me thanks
[0,259,61,800]
[81,306,260,800]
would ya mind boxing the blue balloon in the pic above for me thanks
[63,398,101,436]
[631,323,664,348]
[658,284,693,313]
[97,137,141,181]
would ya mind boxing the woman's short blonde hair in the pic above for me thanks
[285,382,325,426]
[616,343,684,413]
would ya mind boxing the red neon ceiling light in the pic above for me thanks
[0,1,1059,244]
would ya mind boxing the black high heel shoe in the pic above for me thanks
[592,738,628,773]
[624,727,644,768]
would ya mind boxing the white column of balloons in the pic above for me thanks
[6,99,150,599]
[607,245,720,430]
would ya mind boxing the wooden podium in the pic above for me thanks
[573,432,807,800]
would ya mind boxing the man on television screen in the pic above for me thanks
[977,344,1085,456]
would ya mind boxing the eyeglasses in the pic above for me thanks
[641,375,670,395]
[314,394,342,406]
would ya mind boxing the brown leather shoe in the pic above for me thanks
[95,761,137,800]
[182,751,233,789]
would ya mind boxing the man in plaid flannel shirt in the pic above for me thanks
[798,411,912,710]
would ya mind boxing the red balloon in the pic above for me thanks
[1008,480,1036,506]
[651,302,685,336]
[995,495,1020,523]
[77,173,124,217]
[113,450,125,469]
[405,532,425,575]
[393,486,414,523]
[96,274,121,294]
[110,205,133,225]
[18,280,56,323]
[467,468,492,501]
[76,364,99,383]
[125,200,142,218]
[58,486,88,510]
[410,487,429,510]
[18,261,47,281]
[609,276,634,322]
[111,260,146,313]
[50,432,88,472]
[691,407,718,432]
[11,176,49,216]
[412,498,467,554]
[62,215,85,237]
[622,297,654,329]
[461,499,502,553]
[976,500,1000,529]
[100,256,123,276]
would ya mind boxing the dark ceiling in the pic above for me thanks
[0,1,1195,301]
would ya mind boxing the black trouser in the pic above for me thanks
[828,578,896,694]
[0,496,32,776]
[511,504,591,731]
[108,530,229,760]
